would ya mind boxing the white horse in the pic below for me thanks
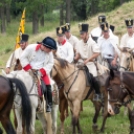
[3,70,58,134]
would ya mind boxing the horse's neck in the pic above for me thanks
[58,64,75,80]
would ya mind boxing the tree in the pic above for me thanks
[60,1,64,25]
[66,0,71,23]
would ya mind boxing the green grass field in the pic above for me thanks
[0,101,131,134]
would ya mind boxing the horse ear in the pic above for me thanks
[110,69,114,80]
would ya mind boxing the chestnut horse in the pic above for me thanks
[0,75,31,134]
[51,58,110,134]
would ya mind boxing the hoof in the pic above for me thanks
[92,124,98,130]
[0,129,3,134]
[100,128,104,133]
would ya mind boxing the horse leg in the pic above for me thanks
[92,101,102,130]
[51,105,58,134]
[37,112,47,134]
[69,100,82,134]
[1,113,16,134]
[15,108,23,134]
[59,97,68,134]
[30,97,38,134]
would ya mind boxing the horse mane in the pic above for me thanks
[55,58,68,68]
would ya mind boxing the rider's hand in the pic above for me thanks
[111,59,116,66]
[84,60,88,65]
[5,68,10,74]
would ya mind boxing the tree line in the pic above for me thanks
[0,0,132,34]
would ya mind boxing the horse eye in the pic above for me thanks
[127,58,130,61]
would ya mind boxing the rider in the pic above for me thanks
[90,15,106,42]
[74,23,101,101]
[20,36,57,112]
[64,23,79,54]
[56,26,74,63]
[98,22,120,69]
[120,19,134,48]
[5,34,29,74]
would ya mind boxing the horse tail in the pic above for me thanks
[8,78,31,133]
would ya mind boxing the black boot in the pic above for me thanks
[45,85,52,112]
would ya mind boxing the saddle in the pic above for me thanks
[80,66,92,87]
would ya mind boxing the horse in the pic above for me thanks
[51,73,69,134]
[106,69,134,134]
[5,58,59,134]
[118,47,134,71]
[0,75,31,134]
[117,47,134,115]
[4,70,58,134]
[51,58,110,134]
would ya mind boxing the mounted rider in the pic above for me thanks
[20,36,57,112]
[5,34,29,74]
[90,15,106,42]
[56,26,74,63]
[97,22,120,69]
[120,19,134,48]
[74,23,101,101]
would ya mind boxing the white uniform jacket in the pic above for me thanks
[120,33,134,48]
[66,34,79,51]
[57,39,74,63]
[77,37,100,77]
[98,34,120,57]
[20,44,54,85]
[6,47,23,68]
[126,37,134,48]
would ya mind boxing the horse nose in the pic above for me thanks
[108,108,115,115]
[114,107,120,114]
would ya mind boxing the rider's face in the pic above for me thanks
[20,42,28,50]
[80,32,88,42]
[127,27,133,34]
[57,35,65,43]
[103,30,110,39]
[80,32,87,39]
[65,31,71,39]
[41,45,52,53]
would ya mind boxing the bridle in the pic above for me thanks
[52,64,80,99]
[118,54,133,71]
[107,84,132,107]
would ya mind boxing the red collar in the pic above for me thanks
[61,39,66,45]
[35,44,41,51]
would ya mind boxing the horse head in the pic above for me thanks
[107,81,129,115]
[51,58,69,79]
[118,47,134,71]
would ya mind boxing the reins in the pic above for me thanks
[53,63,81,100]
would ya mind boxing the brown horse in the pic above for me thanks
[106,69,134,134]
[0,75,31,134]
[51,58,110,134]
